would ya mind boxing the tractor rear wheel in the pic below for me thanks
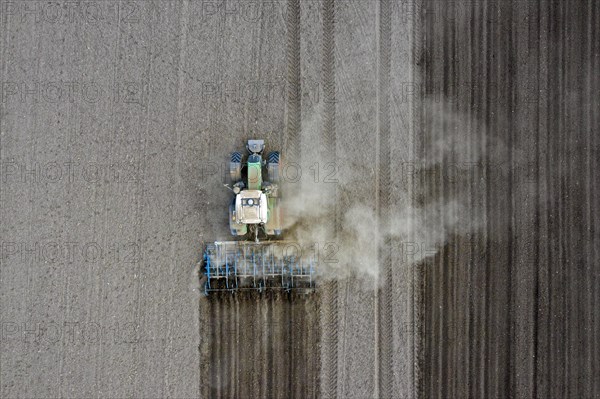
[267,151,280,183]
[230,152,242,182]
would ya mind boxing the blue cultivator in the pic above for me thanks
[203,241,316,295]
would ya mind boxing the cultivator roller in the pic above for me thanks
[203,241,316,294]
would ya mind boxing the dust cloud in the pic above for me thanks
[281,99,490,287]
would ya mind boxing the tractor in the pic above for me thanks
[202,139,315,295]
[227,139,282,241]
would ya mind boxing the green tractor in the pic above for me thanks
[227,139,282,242]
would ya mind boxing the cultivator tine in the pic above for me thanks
[205,253,211,289]
[233,257,238,289]
[252,251,256,287]
[225,255,229,289]
[280,258,284,288]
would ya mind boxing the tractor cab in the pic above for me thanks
[234,190,268,224]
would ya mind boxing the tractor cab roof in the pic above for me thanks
[235,190,268,224]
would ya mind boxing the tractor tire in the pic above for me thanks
[230,152,242,182]
[267,151,280,183]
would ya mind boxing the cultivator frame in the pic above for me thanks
[203,241,316,294]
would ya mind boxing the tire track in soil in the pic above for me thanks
[412,2,426,397]
[286,0,301,160]
[203,292,320,398]
[411,1,425,394]
[376,0,393,397]
[320,0,338,397]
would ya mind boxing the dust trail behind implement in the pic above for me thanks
[199,292,320,398]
